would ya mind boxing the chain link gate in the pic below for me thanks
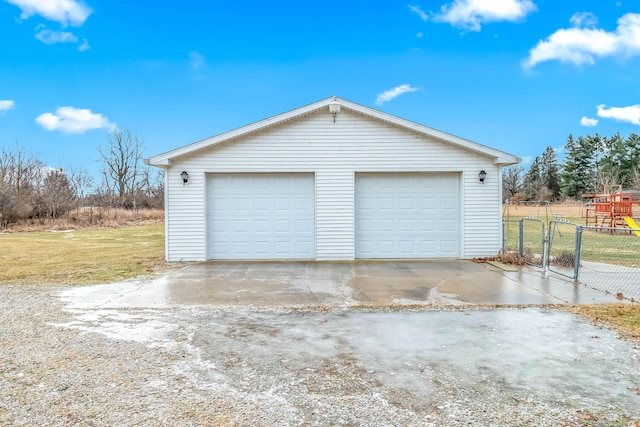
[502,219,521,254]
[520,217,545,267]
[503,218,579,278]
[547,220,580,280]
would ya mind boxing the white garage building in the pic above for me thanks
[146,97,519,262]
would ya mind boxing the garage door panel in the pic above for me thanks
[295,219,313,232]
[440,218,458,232]
[207,174,315,260]
[356,173,460,259]
[441,197,457,210]
[420,219,435,232]
[420,197,436,210]
[399,219,415,231]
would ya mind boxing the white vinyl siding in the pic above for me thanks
[163,107,502,261]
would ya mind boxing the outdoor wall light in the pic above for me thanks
[479,170,487,184]
[181,170,189,184]
[328,97,341,123]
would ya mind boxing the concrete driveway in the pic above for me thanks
[65,260,621,309]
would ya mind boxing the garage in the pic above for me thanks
[147,96,519,262]
[206,173,315,260]
[355,173,460,259]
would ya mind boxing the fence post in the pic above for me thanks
[542,222,549,270]
[573,226,583,282]
[518,219,524,257]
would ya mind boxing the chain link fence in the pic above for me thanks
[577,226,640,301]
[503,218,640,301]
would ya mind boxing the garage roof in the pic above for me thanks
[146,96,520,167]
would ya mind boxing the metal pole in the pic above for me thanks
[542,221,548,270]
[518,219,524,257]
[573,226,583,282]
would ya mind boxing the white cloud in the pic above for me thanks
[36,106,116,134]
[375,84,420,106]
[78,38,90,51]
[189,51,205,70]
[35,29,77,44]
[0,100,16,114]
[569,12,598,28]
[417,32,424,38]
[6,0,92,26]
[408,5,428,22]
[432,0,537,32]
[596,104,640,125]
[524,13,640,69]
[580,116,599,127]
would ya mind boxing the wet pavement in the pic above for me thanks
[63,260,623,309]
[55,261,640,425]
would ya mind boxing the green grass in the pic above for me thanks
[0,224,167,285]
[504,216,640,267]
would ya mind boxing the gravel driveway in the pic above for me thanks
[2,283,640,426]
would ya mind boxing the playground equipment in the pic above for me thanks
[624,217,640,237]
[583,187,640,234]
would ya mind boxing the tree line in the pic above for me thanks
[503,133,640,203]
[0,129,163,228]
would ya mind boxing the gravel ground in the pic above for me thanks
[1,284,640,426]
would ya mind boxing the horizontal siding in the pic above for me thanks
[165,170,207,262]
[461,167,502,258]
[315,171,354,260]
[165,108,503,261]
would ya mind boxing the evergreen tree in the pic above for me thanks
[560,135,596,199]
[540,146,561,199]
[600,133,640,189]
[522,156,542,201]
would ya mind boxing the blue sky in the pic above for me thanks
[1,0,640,177]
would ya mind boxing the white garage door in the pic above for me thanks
[207,174,315,260]
[355,173,460,259]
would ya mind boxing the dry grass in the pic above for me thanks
[503,203,585,219]
[473,251,527,265]
[569,304,640,344]
[3,208,165,233]
[0,224,168,285]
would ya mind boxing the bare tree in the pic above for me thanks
[68,167,94,210]
[502,165,524,202]
[0,143,44,226]
[35,169,75,221]
[98,128,144,208]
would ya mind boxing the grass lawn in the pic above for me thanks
[0,224,167,285]
[570,304,640,343]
